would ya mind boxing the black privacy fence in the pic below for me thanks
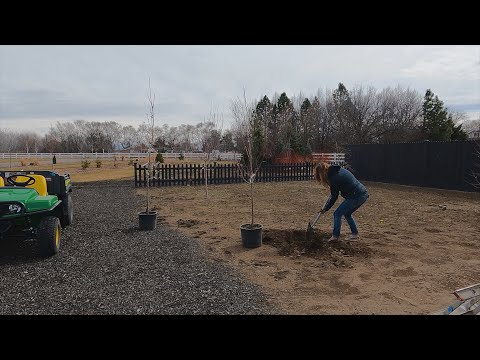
[347,140,480,192]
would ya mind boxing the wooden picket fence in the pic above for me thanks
[134,162,316,187]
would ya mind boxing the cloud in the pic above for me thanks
[0,86,206,122]
[401,46,480,80]
[0,88,142,119]
[0,45,479,131]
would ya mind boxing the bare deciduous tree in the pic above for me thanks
[16,132,41,153]
[177,124,196,152]
[462,119,480,134]
[165,126,180,151]
[144,79,156,213]
[373,86,422,143]
[231,90,263,227]
[312,89,335,152]
[119,125,139,150]
[197,105,223,198]
[0,129,18,168]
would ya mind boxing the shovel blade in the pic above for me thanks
[306,222,314,241]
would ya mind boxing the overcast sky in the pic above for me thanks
[0,45,479,134]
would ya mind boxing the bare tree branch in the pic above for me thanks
[231,88,263,226]
[143,77,156,213]
[197,103,224,198]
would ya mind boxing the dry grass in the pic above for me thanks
[0,158,238,183]
[71,167,134,183]
[0,159,135,183]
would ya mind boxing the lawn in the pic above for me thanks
[0,156,225,183]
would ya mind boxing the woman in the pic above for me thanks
[314,161,369,242]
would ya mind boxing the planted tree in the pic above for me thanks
[145,80,155,213]
[138,79,158,230]
[231,90,265,247]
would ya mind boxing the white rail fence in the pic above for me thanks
[311,153,346,164]
[0,152,345,163]
[0,152,243,161]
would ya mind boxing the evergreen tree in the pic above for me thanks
[277,92,292,114]
[221,131,236,151]
[255,95,273,130]
[450,119,468,141]
[276,92,297,154]
[421,89,463,141]
[252,127,265,164]
[332,83,354,146]
[299,98,313,155]
[253,96,273,157]
[300,98,312,116]
[240,122,265,169]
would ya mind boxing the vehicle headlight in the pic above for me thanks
[8,204,22,214]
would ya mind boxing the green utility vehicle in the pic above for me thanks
[0,171,73,257]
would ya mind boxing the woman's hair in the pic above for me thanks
[314,161,330,188]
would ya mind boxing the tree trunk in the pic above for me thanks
[146,151,150,212]
[204,162,209,198]
[250,180,254,226]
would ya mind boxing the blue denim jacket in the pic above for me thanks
[323,165,368,211]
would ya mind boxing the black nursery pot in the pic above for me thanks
[240,223,263,248]
[138,211,158,230]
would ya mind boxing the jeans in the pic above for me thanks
[332,193,369,237]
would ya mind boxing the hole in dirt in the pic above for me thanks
[263,229,371,260]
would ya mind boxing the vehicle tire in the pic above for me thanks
[38,216,61,257]
[61,193,73,227]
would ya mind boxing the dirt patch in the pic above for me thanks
[263,229,372,260]
[392,266,418,277]
[157,215,167,223]
[177,219,202,227]
[139,180,480,314]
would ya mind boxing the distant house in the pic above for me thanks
[467,128,480,140]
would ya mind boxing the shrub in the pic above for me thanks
[178,153,185,160]
[20,160,27,167]
[81,160,91,169]
[128,160,134,166]
[121,156,125,161]
[155,153,164,163]
[95,160,102,168]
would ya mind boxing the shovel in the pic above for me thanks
[306,211,323,241]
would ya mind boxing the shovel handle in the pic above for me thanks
[310,211,322,228]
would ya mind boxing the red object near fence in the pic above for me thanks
[273,151,310,164]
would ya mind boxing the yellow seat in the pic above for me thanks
[0,177,4,187]
[16,175,48,196]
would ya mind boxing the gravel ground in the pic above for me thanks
[0,181,277,314]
